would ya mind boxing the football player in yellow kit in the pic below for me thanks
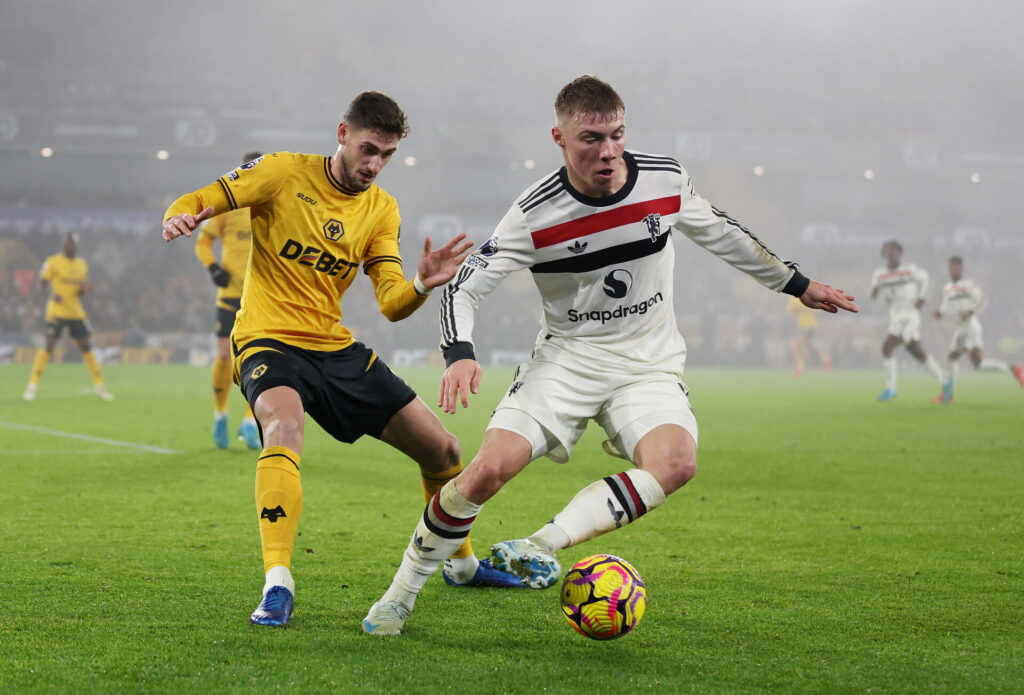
[162,91,524,627]
[194,151,263,450]
[786,295,832,376]
[23,233,113,401]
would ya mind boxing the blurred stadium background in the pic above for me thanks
[2,0,1022,371]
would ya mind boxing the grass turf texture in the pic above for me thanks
[1,364,1022,694]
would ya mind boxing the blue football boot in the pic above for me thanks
[238,419,261,450]
[250,586,294,626]
[213,414,230,449]
[442,557,526,588]
[941,378,954,404]
[876,388,897,401]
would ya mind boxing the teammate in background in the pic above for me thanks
[23,233,113,401]
[163,91,519,629]
[363,75,858,635]
[869,240,947,402]
[932,256,1024,401]
[786,295,832,376]
[194,151,263,450]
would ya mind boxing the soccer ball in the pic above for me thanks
[560,554,646,640]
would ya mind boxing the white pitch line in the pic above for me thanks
[0,421,179,455]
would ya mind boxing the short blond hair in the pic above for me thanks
[555,75,624,122]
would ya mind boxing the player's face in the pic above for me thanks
[882,245,901,268]
[948,261,962,281]
[335,124,400,192]
[553,111,627,198]
[63,234,78,257]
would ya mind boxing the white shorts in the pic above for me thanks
[950,317,983,352]
[887,310,921,343]
[486,355,698,464]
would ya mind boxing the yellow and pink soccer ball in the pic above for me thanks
[560,554,646,640]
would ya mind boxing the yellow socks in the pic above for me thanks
[213,357,233,413]
[421,462,474,559]
[255,446,302,572]
[29,349,50,384]
[82,350,104,385]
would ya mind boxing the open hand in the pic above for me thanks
[417,233,475,289]
[800,280,858,314]
[439,358,482,414]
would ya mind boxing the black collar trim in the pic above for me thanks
[558,151,638,208]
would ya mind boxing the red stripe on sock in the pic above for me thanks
[616,472,647,517]
[431,492,475,527]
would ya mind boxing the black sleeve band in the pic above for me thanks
[442,341,476,367]
[782,269,811,297]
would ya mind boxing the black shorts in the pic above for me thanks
[46,318,90,341]
[216,297,241,338]
[236,338,417,444]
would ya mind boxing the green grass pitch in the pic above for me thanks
[1,363,1022,694]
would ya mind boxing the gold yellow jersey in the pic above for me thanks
[40,253,88,321]
[194,207,252,305]
[786,295,818,329]
[164,151,426,353]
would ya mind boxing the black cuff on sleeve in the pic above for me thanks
[782,269,811,297]
[442,341,476,367]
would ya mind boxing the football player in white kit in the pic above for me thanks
[362,75,857,635]
[869,240,948,402]
[933,256,1024,401]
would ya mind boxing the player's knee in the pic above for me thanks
[423,431,461,472]
[262,414,304,449]
[661,449,697,493]
[443,433,461,468]
[459,456,512,503]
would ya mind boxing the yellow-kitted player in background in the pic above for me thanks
[23,233,113,401]
[162,91,523,629]
[194,151,263,450]
[786,295,832,376]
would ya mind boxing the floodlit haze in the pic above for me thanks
[1,0,1022,367]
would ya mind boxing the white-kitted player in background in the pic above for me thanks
[870,240,948,402]
[933,255,1024,401]
[362,74,858,636]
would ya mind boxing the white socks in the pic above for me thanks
[923,355,945,384]
[883,357,897,391]
[263,565,294,595]
[979,357,1010,373]
[381,482,481,609]
[528,469,666,549]
[442,556,480,584]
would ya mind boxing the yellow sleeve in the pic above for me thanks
[163,152,287,224]
[39,258,54,283]
[363,201,427,322]
[194,224,218,267]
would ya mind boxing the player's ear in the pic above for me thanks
[552,126,565,148]
[337,122,347,145]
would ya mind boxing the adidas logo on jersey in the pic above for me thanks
[568,240,588,254]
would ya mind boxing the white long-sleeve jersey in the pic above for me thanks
[439,150,807,373]
[871,263,929,316]
[938,277,987,324]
